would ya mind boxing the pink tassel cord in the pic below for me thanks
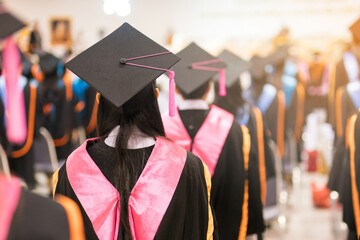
[2,38,27,144]
[121,51,176,117]
[191,59,226,96]
[219,69,226,96]
[168,70,175,117]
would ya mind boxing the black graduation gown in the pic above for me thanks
[237,106,267,235]
[328,60,347,127]
[246,83,285,158]
[327,135,347,193]
[329,57,357,127]
[285,82,305,141]
[0,96,7,150]
[7,189,69,239]
[341,113,360,239]
[54,140,217,240]
[6,82,38,188]
[245,105,276,200]
[81,86,98,138]
[285,81,305,167]
[328,85,359,193]
[42,81,74,161]
[178,109,260,239]
[1,178,84,239]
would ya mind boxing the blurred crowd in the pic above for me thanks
[1,3,360,239]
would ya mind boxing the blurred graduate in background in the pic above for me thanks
[162,42,255,240]
[0,5,85,239]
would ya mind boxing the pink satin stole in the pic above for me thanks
[163,105,234,176]
[162,108,192,151]
[0,175,21,240]
[128,137,187,240]
[66,137,186,240]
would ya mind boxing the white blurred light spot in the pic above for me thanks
[279,190,288,205]
[340,222,348,231]
[278,215,287,228]
[292,167,301,184]
[330,191,339,200]
[103,0,131,17]
[302,132,310,142]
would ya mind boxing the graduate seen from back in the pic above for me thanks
[53,23,217,240]
[162,42,253,240]
[0,5,85,240]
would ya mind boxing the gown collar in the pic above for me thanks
[177,99,209,110]
[104,125,156,149]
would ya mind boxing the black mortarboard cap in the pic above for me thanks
[215,49,250,87]
[38,52,60,76]
[349,18,360,43]
[173,42,227,95]
[250,45,289,75]
[65,22,180,108]
[0,6,25,39]
[267,45,289,65]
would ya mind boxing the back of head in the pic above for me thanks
[251,55,267,83]
[214,80,244,115]
[97,81,164,139]
[177,80,211,100]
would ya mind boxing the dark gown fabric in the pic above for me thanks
[246,105,276,204]
[217,101,270,236]
[327,135,347,194]
[6,82,39,188]
[283,83,305,169]
[82,87,98,138]
[7,188,71,240]
[328,85,359,194]
[329,57,359,128]
[341,113,360,240]
[71,79,98,138]
[55,140,216,240]
[41,81,75,161]
[178,109,264,238]
[215,99,276,218]
[329,60,348,127]
[0,97,7,150]
[246,83,284,155]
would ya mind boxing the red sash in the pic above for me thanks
[66,137,186,240]
[0,175,21,240]
[162,105,234,176]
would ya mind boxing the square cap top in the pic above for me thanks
[65,22,180,107]
[215,49,250,87]
[0,6,25,39]
[250,45,289,72]
[349,18,360,42]
[38,51,60,76]
[173,42,226,95]
[267,45,289,65]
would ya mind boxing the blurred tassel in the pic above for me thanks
[31,64,44,82]
[2,37,27,144]
[168,70,175,117]
[219,69,226,96]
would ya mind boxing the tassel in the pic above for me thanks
[2,38,27,144]
[31,64,44,82]
[168,70,175,117]
[219,69,226,96]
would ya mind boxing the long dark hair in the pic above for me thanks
[97,81,165,236]
[214,80,244,115]
[177,80,211,99]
